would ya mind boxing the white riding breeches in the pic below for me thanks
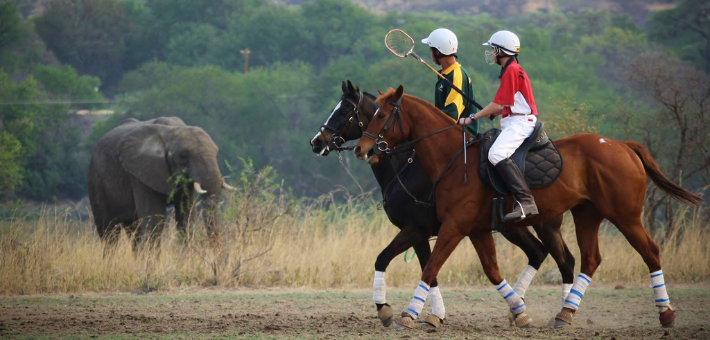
[488,115,537,166]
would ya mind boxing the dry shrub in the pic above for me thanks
[1,187,708,295]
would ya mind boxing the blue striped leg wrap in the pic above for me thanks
[496,279,526,314]
[405,281,430,319]
[563,273,591,310]
[650,270,670,307]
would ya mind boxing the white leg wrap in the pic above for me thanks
[429,286,445,320]
[373,271,386,304]
[650,270,670,308]
[405,281,430,319]
[512,265,538,298]
[561,283,573,309]
[563,273,591,310]
[496,279,526,314]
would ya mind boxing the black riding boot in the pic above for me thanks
[495,158,538,222]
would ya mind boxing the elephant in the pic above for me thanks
[88,116,234,245]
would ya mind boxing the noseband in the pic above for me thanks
[362,97,406,154]
[319,92,367,151]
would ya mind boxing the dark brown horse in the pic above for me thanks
[353,86,702,329]
[311,81,574,328]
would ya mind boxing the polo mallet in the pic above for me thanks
[384,29,485,112]
[385,29,485,183]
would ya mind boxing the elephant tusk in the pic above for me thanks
[222,182,236,191]
[193,182,207,194]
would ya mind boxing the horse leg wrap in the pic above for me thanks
[496,279,526,314]
[563,273,591,310]
[404,281,430,319]
[373,271,386,304]
[650,270,671,309]
[512,265,537,298]
[429,286,445,320]
[561,283,573,309]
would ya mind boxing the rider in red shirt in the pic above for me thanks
[459,30,538,222]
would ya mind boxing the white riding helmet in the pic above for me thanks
[422,28,458,55]
[482,30,520,56]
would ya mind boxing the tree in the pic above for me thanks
[0,67,101,200]
[647,0,710,73]
[34,0,133,89]
[621,52,710,238]
[0,2,44,74]
[0,132,23,197]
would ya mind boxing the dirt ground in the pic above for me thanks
[1,285,708,339]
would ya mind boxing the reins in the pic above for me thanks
[362,95,480,204]
[361,97,459,155]
[326,92,433,206]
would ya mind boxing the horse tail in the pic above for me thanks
[624,141,703,206]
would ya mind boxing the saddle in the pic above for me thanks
[477,122,563,196]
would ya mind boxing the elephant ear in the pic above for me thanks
[116,125,173,195]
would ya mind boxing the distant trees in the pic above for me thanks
[0,66,101,200]
[647,0,710,73]
[0,0,707,220]
[621,53,710,237]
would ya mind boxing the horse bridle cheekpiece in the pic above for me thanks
[362,96,405,155]
[320,92,366,152]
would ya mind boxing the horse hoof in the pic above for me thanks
[507,311,514,327]
[394,314,416,330]
[419,315,443,328]
[660,308,676,328]
[514,312,533,328]
[554,309,574,329]
[378,305,394,327]
[546,317,556,328]
[553,319,571,329]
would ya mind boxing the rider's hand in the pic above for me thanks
[458,117,472,126]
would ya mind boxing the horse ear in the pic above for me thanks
[394,85,404,101]
[346,80,354,92]
[377,89,384,95]
[342,80,347,94]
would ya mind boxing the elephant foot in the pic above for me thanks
[377,304,394,327]
[418,315,443,328]
[554,308,575,329]
[659,306,676,328]
[394,313,416,330]
[513,312,532,328]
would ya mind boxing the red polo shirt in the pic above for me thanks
[493,61,538,118]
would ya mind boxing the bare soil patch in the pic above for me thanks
[1,285,708,339]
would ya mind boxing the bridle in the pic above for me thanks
[360,96,473,207]
[362,96,459,155]
[319,92,368,152]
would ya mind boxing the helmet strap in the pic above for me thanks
[430,47,442,65]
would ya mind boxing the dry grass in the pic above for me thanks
[1,191,708,295]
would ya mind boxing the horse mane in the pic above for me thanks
[375,87,457,124]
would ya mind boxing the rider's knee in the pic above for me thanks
[489,150,506,165]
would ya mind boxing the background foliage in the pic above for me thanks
[0,0,707,233]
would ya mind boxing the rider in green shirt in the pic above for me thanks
[422,28,478,137]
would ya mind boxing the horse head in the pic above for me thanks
[354,85,410,164]
[310,80,376,156]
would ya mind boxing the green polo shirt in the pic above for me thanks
[434,62,478,136]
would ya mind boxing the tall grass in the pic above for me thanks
[1,187,708,295]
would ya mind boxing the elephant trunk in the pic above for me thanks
[191,164,223,239]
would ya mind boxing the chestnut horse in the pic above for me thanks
[353,86,702,329]
[310,81,575,327]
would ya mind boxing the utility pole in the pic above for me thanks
[240,48,251,74]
